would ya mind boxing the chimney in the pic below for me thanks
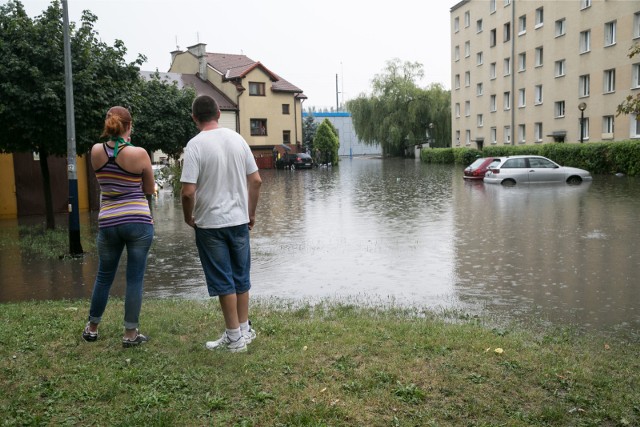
[187,43,207,80]
[169,49,182,67]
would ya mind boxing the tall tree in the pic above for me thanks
[302,113,318,153]
[347,59,451,155]
[133,72,197,162]
[313,119,339,165]
[0,0,143,228]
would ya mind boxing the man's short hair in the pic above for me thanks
[192,95,219,123]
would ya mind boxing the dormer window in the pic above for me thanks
[249,82,265,96]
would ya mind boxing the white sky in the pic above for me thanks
[19,0,452,109]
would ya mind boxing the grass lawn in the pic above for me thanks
[1,298,639,426]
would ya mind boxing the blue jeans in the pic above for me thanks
[195,224,251,297]
[89,223,154,329]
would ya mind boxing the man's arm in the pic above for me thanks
[181,183,197,228]
[247,171,262,230]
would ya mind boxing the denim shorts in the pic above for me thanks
[195,224,251,296]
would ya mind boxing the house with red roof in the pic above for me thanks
[169,43,306,159]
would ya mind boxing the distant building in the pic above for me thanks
[303,112,382,156]
[451,0,640,149]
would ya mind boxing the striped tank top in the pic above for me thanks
[95,143,153,228]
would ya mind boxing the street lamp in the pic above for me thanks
[578,102,587,144]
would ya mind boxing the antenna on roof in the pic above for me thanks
[196,32,200,43]
[175,36,179,50]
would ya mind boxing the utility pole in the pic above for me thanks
[62,0,83,256]
[335,73,339,111]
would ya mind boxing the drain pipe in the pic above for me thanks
[510,0,516,143]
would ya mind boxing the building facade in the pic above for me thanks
[303,112,382,157]
[169,43,306,157]
[450,0,640,149]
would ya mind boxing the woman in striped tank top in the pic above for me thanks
[82,106,155,348]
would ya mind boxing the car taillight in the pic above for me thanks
[490,168,499,174]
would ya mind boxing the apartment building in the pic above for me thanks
[450,0,640,149]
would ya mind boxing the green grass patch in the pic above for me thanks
[0,225,95,260]
[1,299,638,426]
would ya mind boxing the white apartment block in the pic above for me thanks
[450,0,640,149]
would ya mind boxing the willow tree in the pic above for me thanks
[347,58,451,156]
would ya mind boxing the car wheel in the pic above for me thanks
[567,176,582,185]
[501,179,516,187]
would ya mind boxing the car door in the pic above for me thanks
[527,157,562,183]
[500,158,529,183]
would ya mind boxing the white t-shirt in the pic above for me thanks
[180,128,259,228]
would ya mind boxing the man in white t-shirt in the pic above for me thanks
[181,95,262,353]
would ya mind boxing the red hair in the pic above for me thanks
[101,106,132,138]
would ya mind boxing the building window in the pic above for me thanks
[634,12,640,39]
[454,46,460,61]
[490,94,497,112]
[555,19,566,37]
[603,69,615,93]
[477,51,484,65]
[490,0,496,13]
[535,47,543,67]
[580,30,591,53]
[534,123,543,142]
[250,119,267,135]
[580,0,591,10]
[603,116,614,134]
[490,62,497,79]
[535,85,543,105]
[503,57,511,76]
[504,0,511,6]
[283,130,291,144]
[580,118,590,141]
[282,104,290,114]
[465,101,471,117]
[579,74,590,97]
[631,116,640,138]
[454,17,460,32]
[518,88,526,107]
[535,7,544,28]
[604,21,616,47]
[477,114,484,127]
[633,63,640,89]
[518,53,526,71]
[455,74,461,89]
[555,101,565,118]
[504,22,511,42]
[518,15,526,35]
[455,103,461,118]
[465,41,470,57]
[490,28,497,47]
[466,130,471,145]
[465,71,471,87]
[464,11,470,27]
[490,127,497,144]
[477,19,484,33]
[503,91,511,110]
[555,59,566,77]
[518,124,526,143]
[504,126,511,144]
[477,82,484,96]
[249,82,265,96]
[455,130,461,145]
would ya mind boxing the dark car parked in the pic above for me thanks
[463,157,499,180]
[276,152,314,169]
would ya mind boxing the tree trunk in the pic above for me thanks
[39,148,56,230]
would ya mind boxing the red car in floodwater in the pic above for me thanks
[463,157,499,180]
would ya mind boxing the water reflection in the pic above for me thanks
[1,158,639,332]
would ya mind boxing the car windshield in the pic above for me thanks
[468,158,485,168]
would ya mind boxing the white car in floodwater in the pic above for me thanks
[483,155,593,186]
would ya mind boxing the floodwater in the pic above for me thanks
[1,158,639,333]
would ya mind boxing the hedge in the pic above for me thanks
[420,140,640,176]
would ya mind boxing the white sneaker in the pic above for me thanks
[243,327,257,344]
[205,332,247,353]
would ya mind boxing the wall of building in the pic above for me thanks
[451,0,640,149]
[305,112,382,156]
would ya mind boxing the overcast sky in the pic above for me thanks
[19,0,452,109]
